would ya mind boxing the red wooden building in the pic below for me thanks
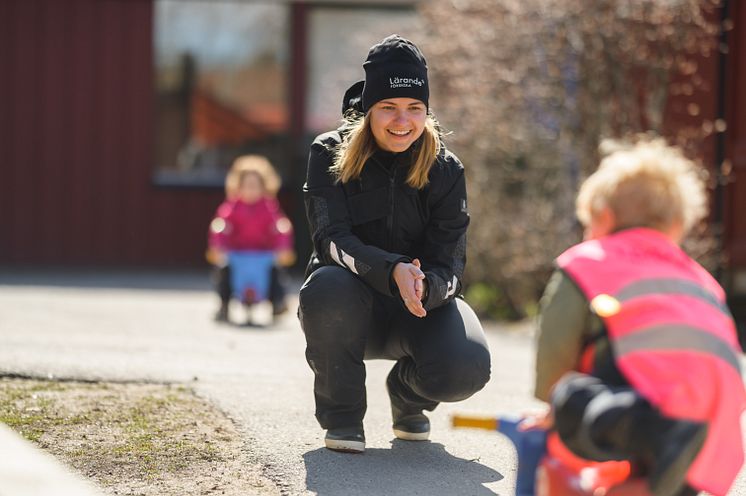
[0,0,417,268]
[722,0,746,300]
[1,0,745,303]
[3,0,225,267]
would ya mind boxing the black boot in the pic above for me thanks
[325,425,365,453]
[386,369,430,441]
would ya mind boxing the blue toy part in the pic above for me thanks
[227,250,276,303]
[497,417,548,496]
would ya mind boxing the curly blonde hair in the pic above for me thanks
[225,155,281,199]
[576,137,708,236]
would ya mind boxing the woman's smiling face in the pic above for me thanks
[368,98,427,153]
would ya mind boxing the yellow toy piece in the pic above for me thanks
[451,414,499,431]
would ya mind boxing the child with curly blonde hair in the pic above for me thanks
[534,137,745,496]
[208,155,295,322]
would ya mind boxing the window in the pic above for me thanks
[305,6,420,134]
[153,1,289,186]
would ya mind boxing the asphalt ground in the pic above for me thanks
[1,269,744,496]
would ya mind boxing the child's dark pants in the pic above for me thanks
[551,372,703,496]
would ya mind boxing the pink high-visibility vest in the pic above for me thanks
[557,228,746,496]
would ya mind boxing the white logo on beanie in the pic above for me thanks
[389,76,425,88]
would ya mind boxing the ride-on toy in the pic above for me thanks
[452,414,652,496]
[228,250,276,326]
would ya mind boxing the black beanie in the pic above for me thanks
[362,34,429,112]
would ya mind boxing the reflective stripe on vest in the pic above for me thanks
[615,324,742,374]
[615,278,732,318]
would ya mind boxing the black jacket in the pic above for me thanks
[303,130,469,311]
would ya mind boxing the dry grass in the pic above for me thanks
[0,378,280,496]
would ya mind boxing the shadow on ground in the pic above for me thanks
[0,267,304,293]
[0,268,213,291]
[303,440,503,496]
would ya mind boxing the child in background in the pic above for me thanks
[207,155,295,323]
[533,137,745,496]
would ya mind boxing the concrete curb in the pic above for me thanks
[0,423,104,496]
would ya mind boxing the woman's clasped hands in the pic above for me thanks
[393,258,428,318]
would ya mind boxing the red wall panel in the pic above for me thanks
[0,0,225,267]
[38,0,70,263]
[12,0,37,263]
[723,0,746,267]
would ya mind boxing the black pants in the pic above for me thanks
[551,373,700,496]
[298,265,491,430]
[212,265,287,307]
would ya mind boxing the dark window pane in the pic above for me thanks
[305,7,420,133]
[154,1,289,186]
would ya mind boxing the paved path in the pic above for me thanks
[1,270,744,495]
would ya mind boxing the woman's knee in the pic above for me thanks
[300,266,367,313]
[408,302,491,401]
[416,345,491,402]
[299,266,372,343]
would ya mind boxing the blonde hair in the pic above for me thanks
[331,111,442,189]
[576,137,708,235]
[225,155,281,199]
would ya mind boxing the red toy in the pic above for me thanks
[452,415,653,496]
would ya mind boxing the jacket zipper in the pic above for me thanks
[387,162,397,252]
[371,154,399,253]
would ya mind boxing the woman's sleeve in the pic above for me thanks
[303,137,409,296]
[534,269,590,402]
[419,161,469,311]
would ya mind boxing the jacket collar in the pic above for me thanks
[371,135,422,167]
